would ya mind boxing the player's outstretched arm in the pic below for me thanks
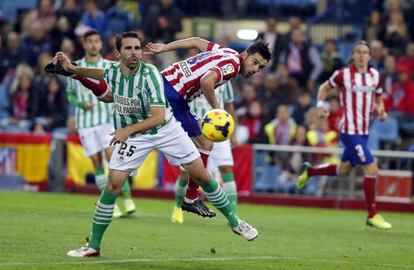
[200,70,220,109]
[53,52,104,80]
[316,81,332,118]
[110,107,166,144]
[146,37,209,54]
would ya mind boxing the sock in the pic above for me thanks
[202,177,238,228]
[222,172,238,211]
[89,190,117,250]
[185,180,199,201]
[73,75,108,98]
[363,175,377,218]
[308,164,338,177]
[184,149,210,201]
[175,177,188,208]
[94,168,107,192]
[120,178,132,199]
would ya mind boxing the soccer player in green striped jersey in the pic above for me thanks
[53,31,258,257]
[67,29,135,218]
[172,81,239,224]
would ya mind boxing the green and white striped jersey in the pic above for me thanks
[66,57,113,129]
[190,81,235,118]
[104,61,172,136]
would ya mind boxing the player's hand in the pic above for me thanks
[230,133,238,148]
[378,109,388,121]
[53,52,72,71]
[317,107,330,119]
[83,102,93,111]
[110,127,132,145]
[146,42,166,54]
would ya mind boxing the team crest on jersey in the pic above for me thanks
[221,64,234,76]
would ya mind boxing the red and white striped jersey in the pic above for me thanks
[328,65,383,135]
[161,41,241,101]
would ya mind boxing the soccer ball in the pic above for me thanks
[201,109,235,142]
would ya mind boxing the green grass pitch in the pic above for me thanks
[1,192,414,270]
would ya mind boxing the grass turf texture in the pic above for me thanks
[0,192,413,270]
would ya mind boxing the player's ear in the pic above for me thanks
[116,50,121,60]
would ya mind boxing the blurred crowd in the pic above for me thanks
[0,0,413,153]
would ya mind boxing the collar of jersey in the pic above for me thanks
[118,61,142,78]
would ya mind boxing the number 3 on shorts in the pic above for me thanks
[355,144,366,162]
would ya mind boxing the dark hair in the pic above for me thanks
[83,29,101,41]
[115,31,143,51]
[246,39,272,62]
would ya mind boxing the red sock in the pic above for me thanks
[363,175,377,218]
[185,180,199,200]
[73,75,108,98]
[308,164,338,177]
[184,149,210,201]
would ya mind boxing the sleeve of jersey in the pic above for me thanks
[328,69,343,88]
[223,81,235,103]
[206,41,222,52]
[146,69,166,107]
[66,78,85,108]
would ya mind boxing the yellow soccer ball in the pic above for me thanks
[201,109,235,142]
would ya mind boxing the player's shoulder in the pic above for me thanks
[368,67,380,76]
[141,62,161,76]
[102,58,116,66]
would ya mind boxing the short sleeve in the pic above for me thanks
[145,68,166,107]
[206,41,222,52]
[328,69,343,88]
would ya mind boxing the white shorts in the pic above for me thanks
[78,123,114,156]
[207,140,234,174]
[109,119,200,172]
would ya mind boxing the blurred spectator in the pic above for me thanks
[256,73,284,119]
[22,0,57,35]
[397,42,414,74]
[280,28,322,92]
[104,33,118,61]
[369,40,386,73]
[0,32,24,82]
[235,83,257,120]
[388,63,414,124]
[292,91,312,126]
[304,107,319,131]
[20,21,52,67]
[326,96,342,132]
[58,0,82,30]
[143,0,183,69]
[318,39,343,83]
[104,1,136,39]
[363,10,384,43]
[274,63,301,103]
[256,17,286,71]
[239,100,265,144]
[382,11,411,57]
[60,38,76,60]
[0,64,36,132]
[33,76,68,133]
[264,104,297,146]
[81,0,106,40]
[381,54,398,97]
[50,16,77,53]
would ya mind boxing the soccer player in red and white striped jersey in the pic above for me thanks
[147,38,271,218]
[297,41,392,230]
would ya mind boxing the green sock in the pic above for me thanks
[222,172,238,212]
[89,190,117,250]
[121,178,132,199]
[201,177,238,228]
[94,168,107,192]
[175,178,188,208]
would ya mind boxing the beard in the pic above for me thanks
[126,57,139,70]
